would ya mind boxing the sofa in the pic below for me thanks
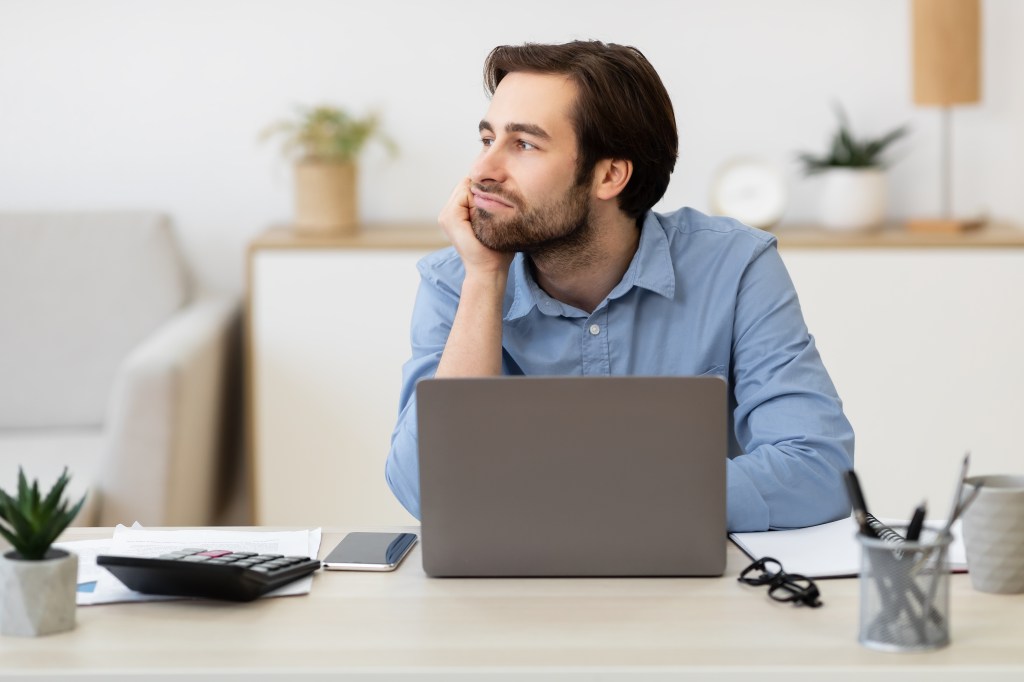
[0,212,241,526]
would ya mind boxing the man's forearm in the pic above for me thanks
[435,270,508,377]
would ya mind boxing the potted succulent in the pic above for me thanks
[261,105,397,235]
[0,467,85,637]
[797,105,908,231]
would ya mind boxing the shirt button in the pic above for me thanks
[589,324,601,336]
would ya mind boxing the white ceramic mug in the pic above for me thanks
[961,475,1024,594]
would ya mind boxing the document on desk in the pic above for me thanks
[57,525,322,605]
[729,516,967,579]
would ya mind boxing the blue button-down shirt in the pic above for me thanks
[386,207,854,531]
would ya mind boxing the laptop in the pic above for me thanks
[416,376,727,577]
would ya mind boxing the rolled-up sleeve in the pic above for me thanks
[385,253,461,519]
[725,242,855,531]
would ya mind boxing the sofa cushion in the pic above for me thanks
[0,212,188,428]
[0,428,104,527]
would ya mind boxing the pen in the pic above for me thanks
[940,452,971,538]
[951,482,983,526]
[906,502,927,542]
[924,454,976,636]
[843,469,879,538]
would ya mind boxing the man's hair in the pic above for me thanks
[483,40,678,220]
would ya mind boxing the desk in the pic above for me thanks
[3,527,1023,679]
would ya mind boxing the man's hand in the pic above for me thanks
[439,178,514,276]
[434,178,512,379]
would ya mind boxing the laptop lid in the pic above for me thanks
[417,376,727,577]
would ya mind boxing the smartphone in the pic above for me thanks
[321,532,418,571]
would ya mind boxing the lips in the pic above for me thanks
[471,186,515,211]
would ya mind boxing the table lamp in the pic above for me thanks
[907,0,984,233]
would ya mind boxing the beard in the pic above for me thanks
[470,179,593,258]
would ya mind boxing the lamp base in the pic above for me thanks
[905,217,985,234]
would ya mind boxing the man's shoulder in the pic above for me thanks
[654,207,776,253]
[416,246,465,289]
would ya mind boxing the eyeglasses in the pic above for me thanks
[738,556,823,608]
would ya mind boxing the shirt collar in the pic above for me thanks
[504,211,676,321]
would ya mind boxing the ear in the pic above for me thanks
[592,158,633,201]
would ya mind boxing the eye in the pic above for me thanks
[480,137,495,148]
[517,140,537,151]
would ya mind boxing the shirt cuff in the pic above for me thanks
[726,458,770,532]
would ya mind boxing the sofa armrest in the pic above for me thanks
[96,296,241,526]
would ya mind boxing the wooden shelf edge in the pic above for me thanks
[773,222,1024,248]
[249,224,448,251]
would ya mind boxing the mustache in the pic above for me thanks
[472,183,522,208]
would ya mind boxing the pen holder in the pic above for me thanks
[857,527,951,652]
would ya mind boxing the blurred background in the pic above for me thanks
[1,0,1021,529]
[1,0,1020,295]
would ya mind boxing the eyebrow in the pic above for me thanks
[479,120,552,141]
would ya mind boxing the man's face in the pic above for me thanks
[469,72,592,254]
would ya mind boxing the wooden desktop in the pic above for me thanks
[2,527,1023,679]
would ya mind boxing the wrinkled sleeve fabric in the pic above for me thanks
[385,254,462,519]
[725,240,854,531]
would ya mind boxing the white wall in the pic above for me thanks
[1,0,1022,295]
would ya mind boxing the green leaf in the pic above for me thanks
[796,103,910,176]
[0,467,84,560]
[0,523,21,552]
[17,468,29,508]
[40,467,71,518]
[259,103,397,164]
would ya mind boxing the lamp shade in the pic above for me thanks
[912,0,981,105]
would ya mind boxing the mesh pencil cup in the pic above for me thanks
[857,527,952,652]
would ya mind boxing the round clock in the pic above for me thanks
[709,158,787,230]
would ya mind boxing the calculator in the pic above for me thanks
[97,548,322,602]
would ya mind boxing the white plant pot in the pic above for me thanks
[818,168,887,231]
[0,549,77,637]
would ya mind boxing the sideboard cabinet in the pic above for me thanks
[248,224,1024,525]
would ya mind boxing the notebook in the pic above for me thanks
[729,516,968,579]
[416,376,728,577]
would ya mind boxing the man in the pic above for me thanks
[386,40,854,532]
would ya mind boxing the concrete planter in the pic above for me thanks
[0,548,77,637]
[294,160,358,235]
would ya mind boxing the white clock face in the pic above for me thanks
[710,160,787,229]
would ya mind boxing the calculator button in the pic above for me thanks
[250,566,272,573]
[198,550,232,558]
[255,554,283,560]
[182,555,211,562]
[158,552,188,559]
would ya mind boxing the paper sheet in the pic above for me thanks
[729,516,967,579]
[57,525,321,605]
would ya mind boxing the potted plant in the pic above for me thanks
[0,467,85,637]
[797,105,908,231]
[261,105,397,235]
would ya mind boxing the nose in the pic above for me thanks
[471,144,508,186]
